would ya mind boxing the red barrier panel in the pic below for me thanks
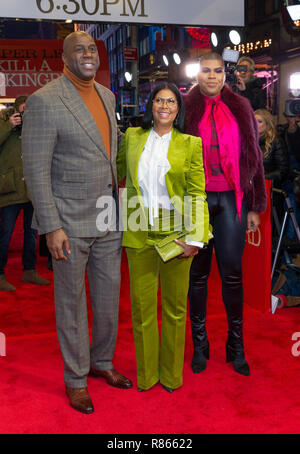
[243,180,272,312]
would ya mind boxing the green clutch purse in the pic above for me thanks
[154,231,186,262]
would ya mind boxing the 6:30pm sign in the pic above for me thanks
[35,0,148,17]
[1,0,245,26]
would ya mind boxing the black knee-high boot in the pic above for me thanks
[189,311,209,374]
[222,273,250,376]
[226,328,249,376]
[188,245,213,373]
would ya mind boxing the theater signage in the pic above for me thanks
[1,0,244,26]
[0,39,110,98]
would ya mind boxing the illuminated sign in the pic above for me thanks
[1,0,244,26]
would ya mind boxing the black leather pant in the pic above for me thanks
[188,191,247,350]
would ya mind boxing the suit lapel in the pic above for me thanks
[94,83,116,162]
[59,76,109,160]
[165,128,186,196]
[129,129,151,192]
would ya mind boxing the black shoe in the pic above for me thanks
[191,343,209,374]
[161,385,174,393]
[226,342,250,376]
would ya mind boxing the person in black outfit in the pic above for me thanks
[185,52,267,378]
[255,109,289,186]
[278,113,300,168]
[233,56,266,111]
[277,111,300,239]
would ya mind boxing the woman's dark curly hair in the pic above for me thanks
[141,82,185,133]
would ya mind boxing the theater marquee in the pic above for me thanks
[1,0,244,26]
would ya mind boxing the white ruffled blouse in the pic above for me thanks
[138,128,173,227]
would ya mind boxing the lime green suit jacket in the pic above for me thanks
[117,127,211,249]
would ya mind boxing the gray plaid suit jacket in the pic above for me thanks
[22,74,121,238]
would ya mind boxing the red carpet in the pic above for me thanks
[1,247,300,434]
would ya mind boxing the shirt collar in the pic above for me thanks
[151,128,172,140]
[203,93,222,105]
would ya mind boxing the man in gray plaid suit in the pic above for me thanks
[22,31,132,414]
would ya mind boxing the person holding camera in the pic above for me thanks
[233,56,266,111]
[277,106,300,240]
[278,111,300,166]
[0,96,49,291]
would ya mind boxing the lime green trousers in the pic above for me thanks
[126,244,193,390]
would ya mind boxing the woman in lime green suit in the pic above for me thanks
[117,83,211,392]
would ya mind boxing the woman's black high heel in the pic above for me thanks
[191,342,209,374]
[161,385,174,393]
[226,338,250,376]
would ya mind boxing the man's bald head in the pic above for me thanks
[63,31,93,53]
[62,31,100,81]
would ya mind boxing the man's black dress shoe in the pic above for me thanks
[89,367,133,389]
